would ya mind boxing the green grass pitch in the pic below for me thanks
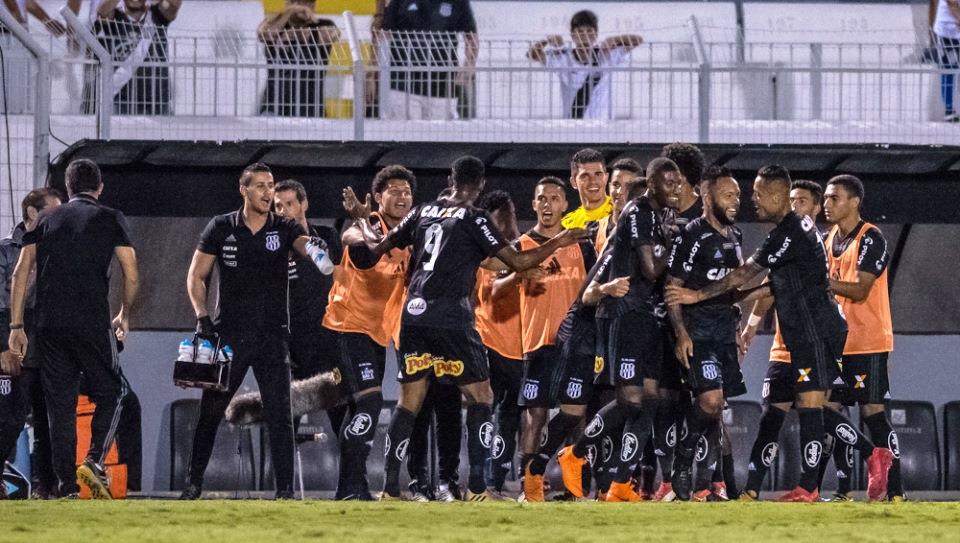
[2,501,959,542]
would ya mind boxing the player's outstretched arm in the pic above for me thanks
[665,260,764,306]
[341,186,397,259]
[495,227,589,272]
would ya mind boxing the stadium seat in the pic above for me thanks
[259,411,340,492]
[724,401,772,491]
[861,400,941,491]
[168,399,257,492]
[945,401,960,491]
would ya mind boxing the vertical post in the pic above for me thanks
[61,6,112,140]
[734,0,746,64]
[810,43,822,120]
[343,10,364,141]
[690,16,711,143]
[0,6,50,187]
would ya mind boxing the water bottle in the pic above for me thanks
[216,345,234,363]
[196,340,215,364]
[177,339,194,362]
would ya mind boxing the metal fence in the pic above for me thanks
[2,6,959,231]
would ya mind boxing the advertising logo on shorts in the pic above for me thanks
[835,423,858,445]
[406,297,428,316]
[585,414,604,437]
[761,442,779,467]
[346,413,372,437]
[619,361,636,380]
[620,433,639,462]
[701,362,718,381]
[803,440,822,468]
[479,422,494,449]
[265,232,281,251]
[566,381,582,400]
[522,381,539,401]
[0,376,10,396]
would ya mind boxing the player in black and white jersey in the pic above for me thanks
[342,156,587,501]
[667,165,848,502]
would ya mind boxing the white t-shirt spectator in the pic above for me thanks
[934,0,960,39]
[544,46,628,120]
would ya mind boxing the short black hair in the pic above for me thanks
[645,157,680,181]
[827,174,865,203]
[702,165,734,189]
[661,142,705,187]
[626,179,648,201]
[275,179,307,202]
[570,10,598,31]
[536,176,567,190]
[372,164,416,195]
[451,156,485,189]
[65,158,102,196]
[477,189,513,213]
[610,158,643,175]
[757,164,792,188]
[21,188,60,222]
[571,148,605,176]
[240,162,272,186]
[791,179,823,202]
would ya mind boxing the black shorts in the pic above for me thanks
[659,325,684,391]
[519,345,560,408]
[489,349,523,403]
[336,332,386,394]
[788,335,844,394]
[555,322,601,406]
[598,311,661,387]
[686,340,746,398]
[289,323,339,380]
[761,361,796,405]
[398,324,489,385]
[831,352,891,406]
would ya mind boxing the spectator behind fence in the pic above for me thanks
[931,0,960,122]
[258,0,340,118]
[380,0,478,120]
[528,10,642,120]
[81,0,181,116]
[0,0,77,114]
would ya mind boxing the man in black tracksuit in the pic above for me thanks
[181,163,334,500]
[6,160,139,499]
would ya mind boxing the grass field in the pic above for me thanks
[2,501,960,542]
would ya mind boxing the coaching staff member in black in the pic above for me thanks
[7,159,139,499]
[181,163,334,500]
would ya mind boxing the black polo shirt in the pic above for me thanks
[198,210,307,336]
[382,0,477,97]
[287,223,341,334]
[23,194,133,332]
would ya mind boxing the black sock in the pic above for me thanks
[341,393,383,491]
[694,421,721,491]
[653,398,678,483]
[797,408,825,492]
[529,411,581,476]
[834,441,854,494]
[383,406,416,496]
[594,434,616,493]
[614,403,653,484]
[465,403,493,494]
[745,407,785,494]
[823,407,874,456]
[816,434,834,490]
[574,400,628,458]
[489,404,520,491]
[722,453,739,497]
[680,405,712,452]
[863,412,904,496]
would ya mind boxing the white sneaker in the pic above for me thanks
[435,483,457,502]
[945,113,960,123]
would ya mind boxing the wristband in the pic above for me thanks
[9,324,24,330]
[747,314,762,327]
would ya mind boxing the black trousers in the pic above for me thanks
[187,332,294,492]
[408,383,463,485]
[38,328,129,496]
[79,375,143,491]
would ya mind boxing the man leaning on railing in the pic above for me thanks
[378,0,478,120]
[528,10,642,121]
[81,0,181,116]
[257,0,340,118]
